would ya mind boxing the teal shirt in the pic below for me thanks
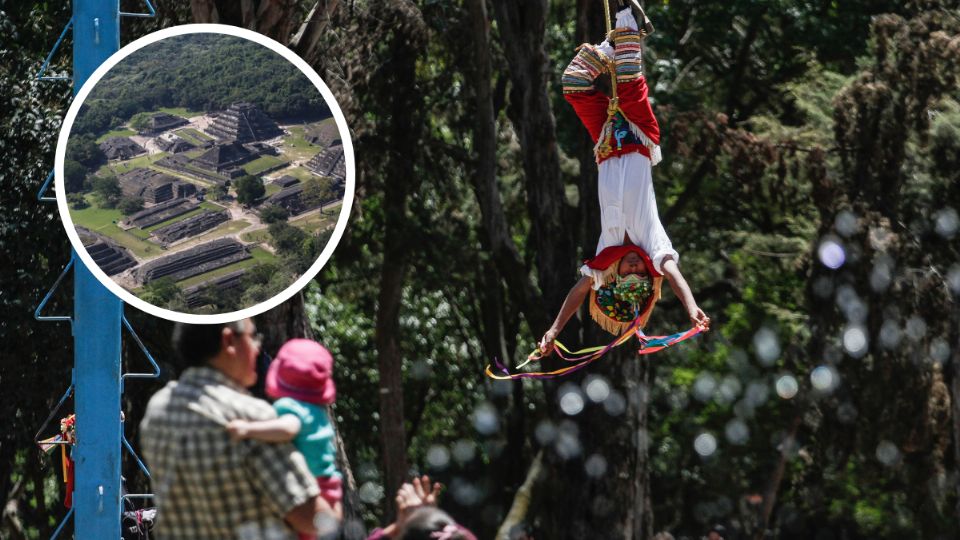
[273,397,340,479]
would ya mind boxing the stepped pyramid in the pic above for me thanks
[205,102,282,143]
[306,141,345,182]
[194,141,254,172]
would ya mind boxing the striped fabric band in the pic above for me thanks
[562,44,610,94]
[613,28,643,82]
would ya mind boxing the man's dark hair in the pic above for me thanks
[172,321,247,367]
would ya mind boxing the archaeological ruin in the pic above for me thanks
[205,102,282,143]
[138,112,189,135]
[77,227,137,276]
[122,198,198,229]
[99,137,145,160]
[136,237,250,284]
[150,210,229,245]
[118,168,197,204]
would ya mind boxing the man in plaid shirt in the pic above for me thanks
[140,319,338,539]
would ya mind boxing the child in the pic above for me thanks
[227,339,342,536]
[543,5,707,353]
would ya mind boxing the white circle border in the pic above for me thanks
[55,24,355,324]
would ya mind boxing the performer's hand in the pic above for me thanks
[536,329,559,358]
[688,306,710,330]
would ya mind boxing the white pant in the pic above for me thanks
[580,152,678,289]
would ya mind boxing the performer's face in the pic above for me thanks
[618,252,649,277]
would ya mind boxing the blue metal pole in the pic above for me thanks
[71,1,122,538]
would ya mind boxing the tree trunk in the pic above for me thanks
[190,0,301,43]
[372,5,426,518]
[489,0,575,312]
[951,330,960,523]
[463,0,548,334]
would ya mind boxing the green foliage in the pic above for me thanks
[63,159,88,193]
[234,174,265,206]
[72,33,330,137]
[260,205,289,224]
[212,183,229,201]
[129,111,152,131]
[301,178,336,211]
[65,133,106,169]
[140,277,182,306]
[118,196,144,215]
[268,222,308,254]
[90,175,121,208]
[67,193,89,210]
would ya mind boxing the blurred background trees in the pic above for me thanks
[2,0,958,538]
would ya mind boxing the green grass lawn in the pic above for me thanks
[96,127,136,143]
[157,107,205,119]
[243,155,288,176]
[174,128,213,146]
[277,166,317,181]
[98,153,167,176]
[290,203,342,234]
[184,127,213,140]
[201,219,250,238]
[240,228,270,243]
[147,165,217,188]
[199,201,226,211]
[70,197,161,258]
[280,122,336,162]
[174,247,277,288]
[264,183,282,196]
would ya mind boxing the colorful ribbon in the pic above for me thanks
[485,318,703,380]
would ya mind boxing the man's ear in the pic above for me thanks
[221,326,236,355]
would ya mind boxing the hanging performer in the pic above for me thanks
[540,2,708,357]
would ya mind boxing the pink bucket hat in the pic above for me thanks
[265,339,336,405]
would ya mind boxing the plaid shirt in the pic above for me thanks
[140,367,319,540]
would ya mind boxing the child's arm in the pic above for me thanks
[661,257,710,329]
[227,415,302,443]
[537,276,594,357]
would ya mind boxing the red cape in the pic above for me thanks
[584,244,661,277]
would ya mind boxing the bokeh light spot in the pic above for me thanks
[818,238,846,269]
[776,375,799,399]
[694,433,718,457]
[843,326,868,357]
[725,419,749,445]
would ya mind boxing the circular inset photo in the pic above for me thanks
[55,25,354,323]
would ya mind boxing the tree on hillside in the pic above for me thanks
[64,159,88,193]
[118,196,144,215]
[91,175,121,208]
[65,134,106,169]
[129,112,152,132]
[301,178,336,213]
[234,174,265,206]
[260,205,289,224]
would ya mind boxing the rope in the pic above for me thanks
[595,0,623,160]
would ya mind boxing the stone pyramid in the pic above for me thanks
[205,102,282,143]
